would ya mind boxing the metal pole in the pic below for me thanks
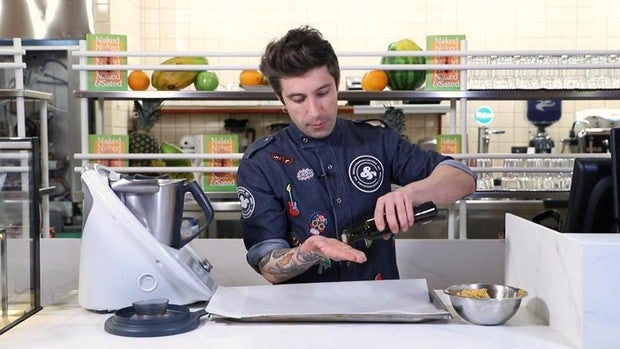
[39,101,50,238]
[1,228,7,317]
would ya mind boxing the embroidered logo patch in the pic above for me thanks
[269,152,295,165]
[296,168,314,181]
[348,155,384,193]
[237,186,255,218]
[308,212,328,235]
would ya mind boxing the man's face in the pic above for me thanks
[280,66,338,139]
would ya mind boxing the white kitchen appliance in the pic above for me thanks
[78,164,218,312]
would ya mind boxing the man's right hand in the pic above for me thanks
[258,235,367,284]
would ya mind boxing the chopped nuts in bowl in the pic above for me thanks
[444,283,528,326]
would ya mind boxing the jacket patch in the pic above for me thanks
[237,186,255,218]
[308,212,328,235]
[269,152,295,165]
[286,184,300,217]
[296,168,315,181]
[348,155,384,193]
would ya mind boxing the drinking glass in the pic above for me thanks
[542,158,563,191]
[561,54,585,89]
[522,158,544,191]
[610,55,620,89]
[501,158,522,190]
[562,158,574,190]
[475,158,495,191]
[539,55,563,89]
[515,55,538,89]
[467,56,491,89]
[490,55,515,89]
[589,54,612,89]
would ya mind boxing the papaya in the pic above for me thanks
[160,141,194,181]
[151,57,208,91]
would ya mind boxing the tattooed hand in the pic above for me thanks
[300,235,367,263]
[258,235,367,284]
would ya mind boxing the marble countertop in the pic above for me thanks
[0,291,573,349]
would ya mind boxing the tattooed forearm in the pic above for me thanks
[258,247,322,283]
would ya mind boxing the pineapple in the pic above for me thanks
[129,99,163,168]
[382,106,409,141]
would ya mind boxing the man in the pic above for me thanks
[236,25,475,284]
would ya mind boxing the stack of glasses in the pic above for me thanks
[500,158,573,191]
[466,54,620,90]
[475,158,574,191]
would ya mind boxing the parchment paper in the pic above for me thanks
[205,278,451,322]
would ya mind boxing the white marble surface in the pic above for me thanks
[0,290,573,349]
[1,237,574,348]
[505,214,620,349]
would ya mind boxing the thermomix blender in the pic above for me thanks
[78,164,218,312]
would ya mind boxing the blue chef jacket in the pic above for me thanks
[236,118,469,284]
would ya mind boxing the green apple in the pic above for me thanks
[195,71,219,91]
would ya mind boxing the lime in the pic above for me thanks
[195,71,219,91]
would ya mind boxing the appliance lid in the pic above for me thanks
[104,299,208,337]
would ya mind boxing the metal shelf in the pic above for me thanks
[74,90,279,100]
[466,190,569,201]
[343,89,620,101]
[70,45,620,240]
[0,89,52,100]
[73,89,620,101]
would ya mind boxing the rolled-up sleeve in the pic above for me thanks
[437,159,477,182]
[246,238,290,272]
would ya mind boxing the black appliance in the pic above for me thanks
[527,99,561,153]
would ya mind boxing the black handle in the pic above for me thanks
[172,181,214,249]
[342,202,438,245]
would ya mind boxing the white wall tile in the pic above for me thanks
[96,0,620,152]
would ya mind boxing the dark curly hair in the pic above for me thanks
[259,25,340,101]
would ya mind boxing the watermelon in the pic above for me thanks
[381,39,426,90]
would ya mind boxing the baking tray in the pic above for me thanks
[205,279,452,323]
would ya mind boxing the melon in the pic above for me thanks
[381,39,426,90]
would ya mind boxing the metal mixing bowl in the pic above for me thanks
[444,283,528,326]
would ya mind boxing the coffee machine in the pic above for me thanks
[527,100,561,153]
[570,109,620,153]
[78,164,218,311]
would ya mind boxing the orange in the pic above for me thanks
[128,70,150,91]
[239,69,264,86]
[361,70,389,91]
